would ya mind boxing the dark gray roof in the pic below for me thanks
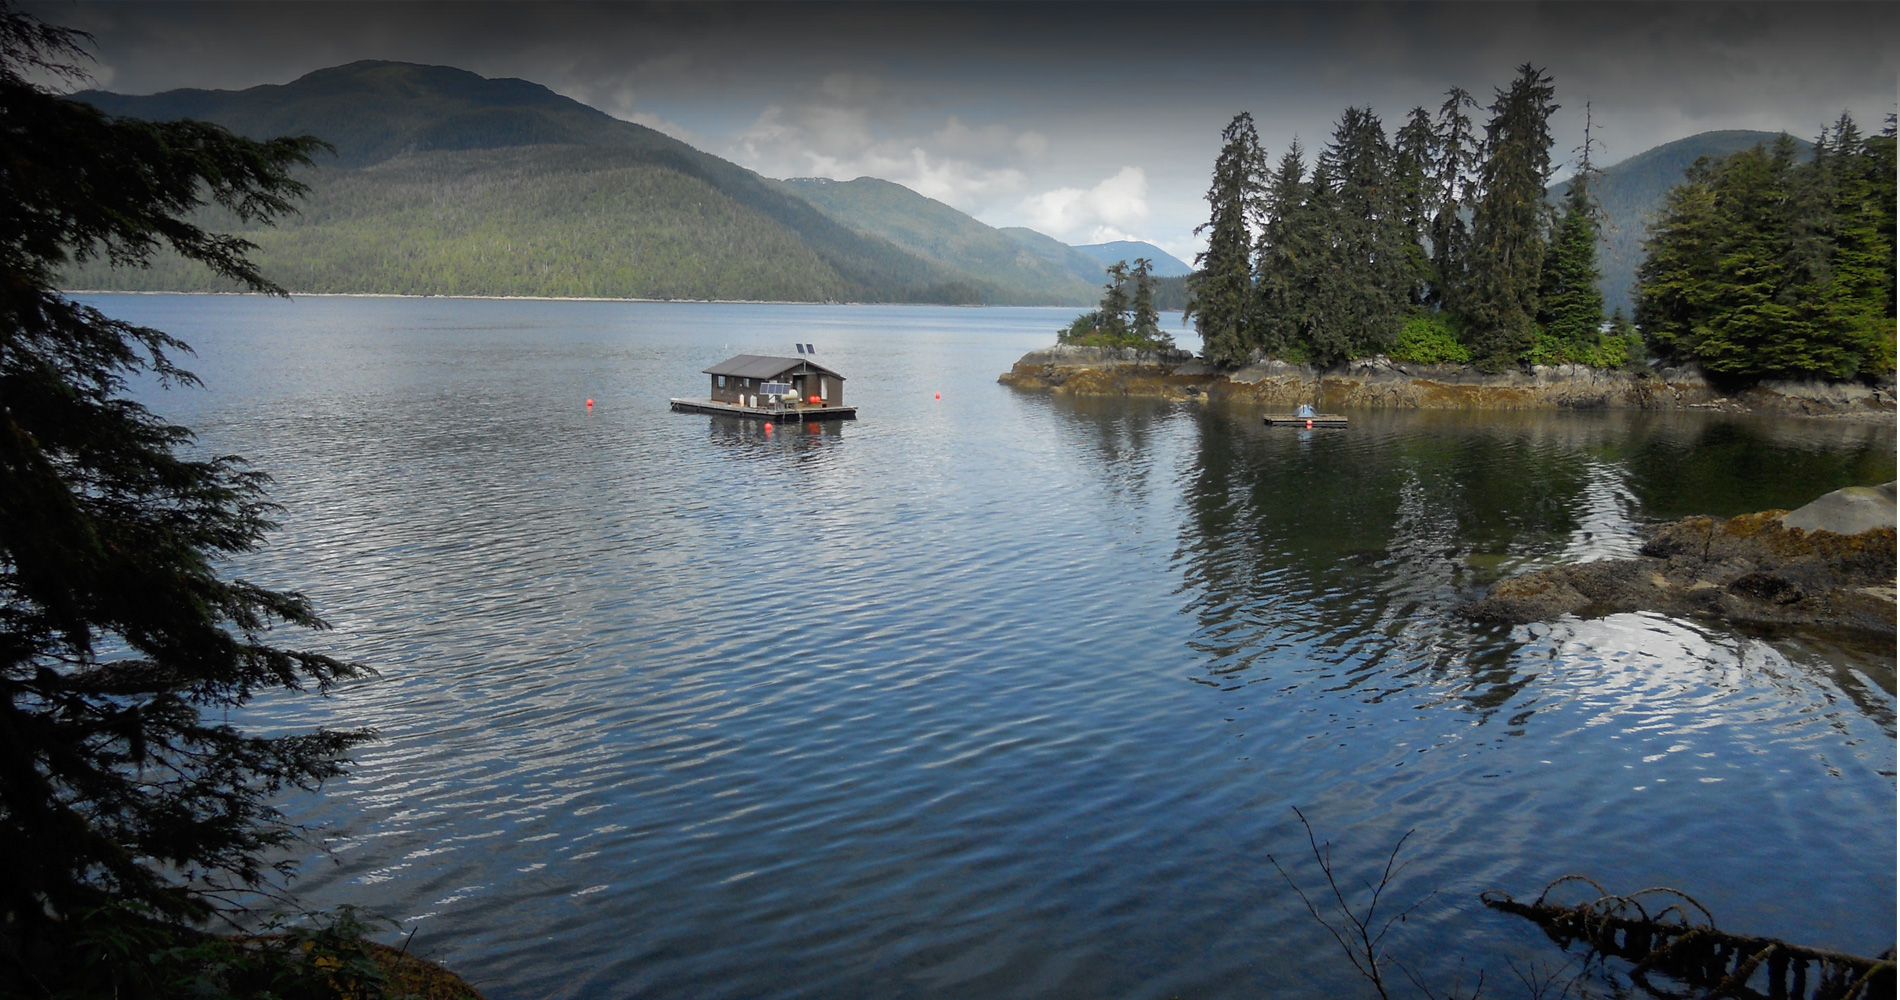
[702,354,846,380]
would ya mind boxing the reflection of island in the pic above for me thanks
[1000,346,1898,418]
[1045,398,1896,716]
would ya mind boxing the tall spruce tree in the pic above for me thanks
[1186,112,1265,367]
[1308,106,1413,360]
[1537,103,1605,356]
[0,7,374,992]
[1426,87,1481,311]
[1129,258,1165,346]
[1100,260,1133,339]
[1467,64,1558,367]
[1394,106,1438,305]
[1255,142,1314,355]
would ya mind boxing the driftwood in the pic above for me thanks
[1483,876,1894,1000]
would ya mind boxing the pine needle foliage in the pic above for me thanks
[1637,120,1895,378]
[1185,112,1266,367]
[1466,64,1558,369]
[0,6,374,993]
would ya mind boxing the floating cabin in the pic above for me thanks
[669,354,857,421]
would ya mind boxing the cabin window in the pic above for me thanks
[820,378,829,401]
[717,375,726,388]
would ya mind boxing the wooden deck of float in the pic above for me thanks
[670,398,858,421]
[1264,413,1348,428]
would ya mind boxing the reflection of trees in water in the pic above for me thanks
[1163,407,1896,721]
[1170,408,1607,717]
[1045,395,1181,511]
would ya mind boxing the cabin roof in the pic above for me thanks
[702,354,846,380]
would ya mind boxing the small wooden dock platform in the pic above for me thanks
[670,398,857,421]
[1264,413,1348,428]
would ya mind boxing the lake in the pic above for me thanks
[92,294,1894,999]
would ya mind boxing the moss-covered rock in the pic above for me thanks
[1467,483,1897,634]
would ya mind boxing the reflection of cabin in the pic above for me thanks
[705,355,845,408]
[670,354,857,421]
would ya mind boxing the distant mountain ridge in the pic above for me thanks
[773,177,1097,305]
[1072,242,1192,277]
[63,61,1085,304]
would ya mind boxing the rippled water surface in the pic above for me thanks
[95,295,1894,999]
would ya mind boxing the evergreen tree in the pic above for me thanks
[1537,103,1605,356]
[1393,106,1438,305]
[1255,142,1314,355]
[1099,260,1133,339]
[0,7,374,991]
[1186,112,1265,367]
[1467,64,1558,367]
[1129,258,1164,345]
[1307,106,1413,360]
[1636,123,1894,378]
[1426,87,1481,311]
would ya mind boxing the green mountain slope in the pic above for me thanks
[773,177,1099,305]
[66,61,975,302]
[998,227,1114,286]
[1553,129,1812,314]
[65,147,872,300]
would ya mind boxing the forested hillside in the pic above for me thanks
[66,147,880,300]
[63,61,1064,303]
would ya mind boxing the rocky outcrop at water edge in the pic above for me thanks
[1465,482,1897,634]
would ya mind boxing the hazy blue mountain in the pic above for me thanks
[1552,129,1813,314]
[774,177,1098,305]
[1072,241,1193,277]
[65,61,1002,303]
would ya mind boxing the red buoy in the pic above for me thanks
[934,392,941,399]
[763,422,773,432]
[586,398,594,409]
[1305,419,1313,429]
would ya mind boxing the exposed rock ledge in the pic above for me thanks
[1465,483,1897,634]
[996,346,1897,417]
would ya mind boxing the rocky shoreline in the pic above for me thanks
[1466,483,1897,635]
[998,345,1898,418]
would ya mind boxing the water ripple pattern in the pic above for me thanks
[90,295,1895,1000]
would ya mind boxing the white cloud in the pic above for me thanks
[718,76,1039,212]
[1011,166,1151,245]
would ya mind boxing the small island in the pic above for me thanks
[1006,89,1895,420]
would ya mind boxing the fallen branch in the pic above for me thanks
[1482,877,1894,1000]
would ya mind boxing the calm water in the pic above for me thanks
[94,295,1894,999]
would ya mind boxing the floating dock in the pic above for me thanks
[670,398,857,421]
[1264,413,1348,428]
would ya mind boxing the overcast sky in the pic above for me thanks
[24,1,1899,262]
